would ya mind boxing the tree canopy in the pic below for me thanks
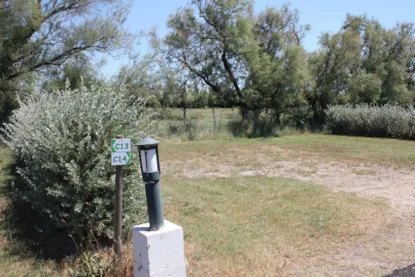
[0,0,132,122]
[308,15,415,123]
[1,0,414,126]
[164,0,311,120]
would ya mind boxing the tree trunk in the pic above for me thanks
[240,106,249,120]
[275,112,281,125]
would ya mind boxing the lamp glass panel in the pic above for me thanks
[140,150,147,173]
[145,149,158,173]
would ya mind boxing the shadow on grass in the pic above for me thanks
[227,119,278,138]
[3,200,78,260]
[383,264,415,277]
[3,200,111,261]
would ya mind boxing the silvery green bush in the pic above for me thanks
[325,104,415,140]
[0,81,152,256]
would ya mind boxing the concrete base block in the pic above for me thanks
[132,220,186,277]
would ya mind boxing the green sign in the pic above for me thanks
[111,138,131,166]
[111,138,131,153]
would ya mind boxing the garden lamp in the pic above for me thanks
[135,137,164,231]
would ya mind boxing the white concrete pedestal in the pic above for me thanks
[132,220,186,277]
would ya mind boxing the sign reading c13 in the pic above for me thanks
[111,138,131,166]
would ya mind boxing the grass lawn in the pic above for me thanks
[0,248,59,277]
[164,176,387,276]
[159,134,415,276]
[1,133,414,276]
[161,133,415,170]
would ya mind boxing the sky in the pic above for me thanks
[101,0,415,77]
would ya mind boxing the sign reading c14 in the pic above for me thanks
[111,138,131,166]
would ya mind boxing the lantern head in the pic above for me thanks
[135,137,160,184]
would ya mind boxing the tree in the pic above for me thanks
[0,0,132,121]
[249,5,310,122]
[165,0,253,117]
[308,15,415,125]
[113,53,159,102]
[164,0,310,121]
[112,51,188,110]
[41,55,103,91]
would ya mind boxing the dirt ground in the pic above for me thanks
[163,143,415,276]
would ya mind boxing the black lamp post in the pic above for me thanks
[135,137,164,231]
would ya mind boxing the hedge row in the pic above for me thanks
[325,104,415,140]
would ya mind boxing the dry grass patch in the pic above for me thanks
[0,247,60,277]
[163,176,389,276]
[160,134,415,171]
[351,168,378,176]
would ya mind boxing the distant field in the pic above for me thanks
[1,134,415,276]
[168,108,238,123]
[155,108,238,141]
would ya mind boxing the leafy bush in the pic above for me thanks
[325,104,415,140]
[281,106,313,129]
[0,82,151,258]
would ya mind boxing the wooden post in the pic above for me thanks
[212,107,216,130]
[114,135,124,256]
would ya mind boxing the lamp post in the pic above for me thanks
[132,137,186,277]
[135,137,164,231]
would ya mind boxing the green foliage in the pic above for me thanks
[0,92,19,126]
[0,0,132,123]
[325,104,415,140]
[0,82,150,258]
[68,251,112,277]
[280,105,313,129]
[309,15,415,124]
[153,2,415,131]
[0,146,13,187]
[41,56,104,92]
[348,71,382,104]
[164,1,310,118]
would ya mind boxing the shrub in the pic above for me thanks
[325,104,415,140]
[0,82,151,258]
[68,251,113,277]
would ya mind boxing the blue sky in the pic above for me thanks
[101,0,415,77]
